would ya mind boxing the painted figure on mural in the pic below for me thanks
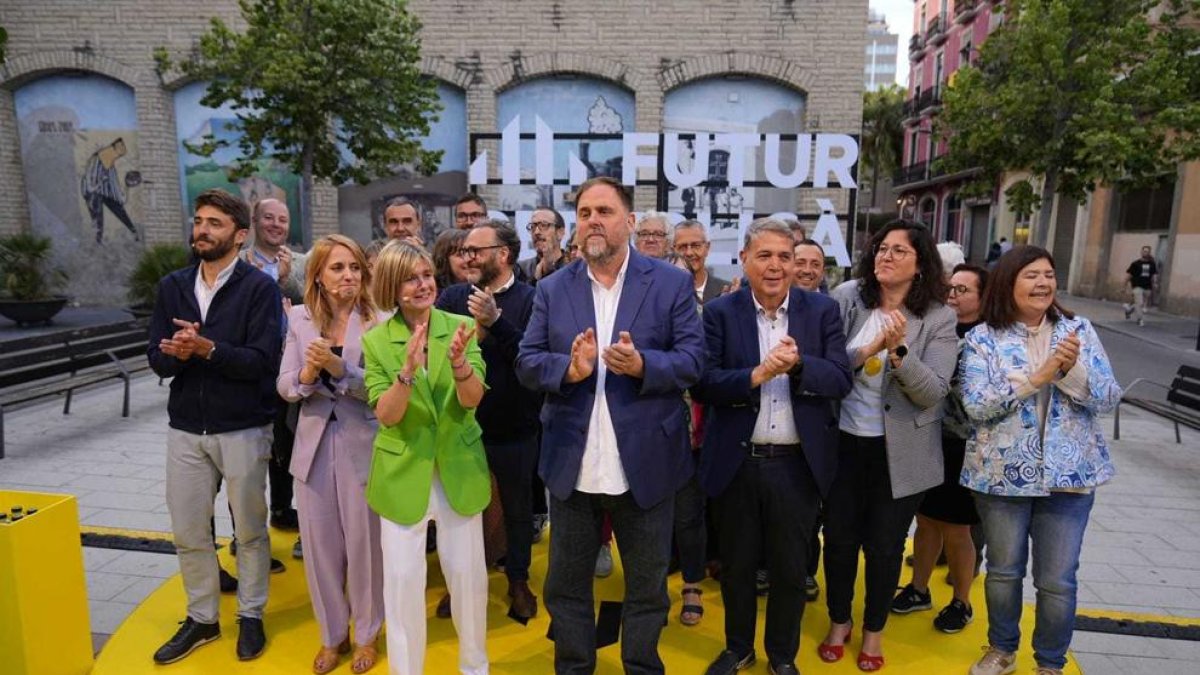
[81,137,140,243]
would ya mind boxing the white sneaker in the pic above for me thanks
[1138,318,1145,327]
[1123,304,1133,320]
[595,542,614,578]
[969,646,1016,675]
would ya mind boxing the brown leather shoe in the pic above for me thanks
[436,592,452,619]
[508,580,539,619]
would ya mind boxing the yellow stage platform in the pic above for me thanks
[94,530,1082,674]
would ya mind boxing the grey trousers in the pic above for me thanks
[166,425,272,623]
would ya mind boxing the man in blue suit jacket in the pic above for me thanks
[692,218,852,675]
[517,177,705,675]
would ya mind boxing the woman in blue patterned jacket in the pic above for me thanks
[959,246,1121,675]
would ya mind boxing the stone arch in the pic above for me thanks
[483,53,643,95]
[0,50,139,91]
[657,53,815,97]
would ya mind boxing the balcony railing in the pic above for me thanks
[904,88,943,119]
[928,14,949,45]
[908,33,926,57]
[955,0,980,23]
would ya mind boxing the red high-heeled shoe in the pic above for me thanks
[857,650,885,671]
[817,621,853,663]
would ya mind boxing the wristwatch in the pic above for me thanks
[206,344,216,361]
[893,344,908,359]
[396,372,415,387]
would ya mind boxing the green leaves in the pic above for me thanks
[939,0,1199,244]
[0,233,66,301]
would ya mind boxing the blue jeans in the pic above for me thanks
[974,491,1095,670]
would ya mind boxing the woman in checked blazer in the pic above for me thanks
[277,235,385,674]
[819,221,958,671]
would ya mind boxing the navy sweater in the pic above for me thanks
[146,260,282,435]
[437,279,540,442]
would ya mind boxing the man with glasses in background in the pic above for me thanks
[634,212,672,260]
[673,219,727,305]
[454,193,489,230]
[518,206,569,284]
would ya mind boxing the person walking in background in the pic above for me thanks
[1122,245,1158,327]
[891,263,989,634]
[820,220,958,671]
[961,246,1121,675]
[362,241,491,675]
[277,235,384,674]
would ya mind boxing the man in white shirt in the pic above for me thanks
[517,177,705,674]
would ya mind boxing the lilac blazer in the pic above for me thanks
[277,305,382,484]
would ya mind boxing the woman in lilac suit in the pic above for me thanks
[278,234,385,674]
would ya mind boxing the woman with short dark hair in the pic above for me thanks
[960,247,1120,675]
[820,220,958,670]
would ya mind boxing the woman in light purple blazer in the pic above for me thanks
[277,235,385,675]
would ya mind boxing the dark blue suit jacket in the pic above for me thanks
[692,286,852,499]
[516,249,706,509]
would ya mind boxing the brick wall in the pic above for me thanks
[0,0,866,297]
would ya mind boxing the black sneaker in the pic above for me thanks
[933,598,974,633]
[219,568,238,594]
[890,583,933,614]
[755,569,770,596]
[236,616,266,660]
[270,557,286,574]
[152,617,220,664]
[704,649,756,674]
[804,575,820,602]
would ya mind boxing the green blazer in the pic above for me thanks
[361,309,490,526]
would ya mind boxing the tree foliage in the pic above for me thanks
[939,0,1200,246]
[860,85,908,204]
[158,0,442,235]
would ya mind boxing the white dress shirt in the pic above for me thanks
[194,257,238,323]
[750,292,801,445]
[577,251,631,494]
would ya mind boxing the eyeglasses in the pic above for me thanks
[526,221,558,233]
[637,231,667,240]
[458,245,503,260]
[948,285,975,296]
[455,211,486,222]
[675,241,708,253]
[874,245,914,261]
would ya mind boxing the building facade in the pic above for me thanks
[864,9,899,91]
[0,0,868,305]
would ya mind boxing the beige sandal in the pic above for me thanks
[351,638,379,674]
[312,638,350,674]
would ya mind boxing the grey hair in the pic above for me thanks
[636,211,672,240]
[742,217,795,249]
[673,218,708,241]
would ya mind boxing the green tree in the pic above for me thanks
[859,85,907,212]
[939,0,1200,247]
[157,0,442,239]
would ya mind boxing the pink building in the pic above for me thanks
[895,0,1002,263]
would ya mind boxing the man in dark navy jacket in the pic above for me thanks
[437,220,541,620]
[693,218,851,675]
[147,189,282,665]
[517,177,705,675]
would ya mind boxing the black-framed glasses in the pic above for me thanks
[636,231,668,240]
[458,245,503,260]
[948,284,975,296]
[526,221,557,233]
[874,244,913,261]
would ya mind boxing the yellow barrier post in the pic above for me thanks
[0,490,94,675]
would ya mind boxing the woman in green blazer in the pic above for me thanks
[361,241,490,675]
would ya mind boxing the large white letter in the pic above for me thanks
[535,116,555,186]
[468,150,488,186]
[662,133,709,189]
[714,133,761,187]
[811,198,852,266]
[502,116,522,186]
[813,134,858,189]
[763,134,812,189]
[622,133,660,187]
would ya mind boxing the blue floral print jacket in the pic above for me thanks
[959,315,1121,496]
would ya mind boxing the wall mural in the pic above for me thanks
[13,74,143,304]
[663,77,807,275]
[173,81,303,244]
[337,80,468,245]
[495,77,636,214]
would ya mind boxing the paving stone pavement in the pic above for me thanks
[1,370,1198,672]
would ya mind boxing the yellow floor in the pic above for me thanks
[94,530,1081,674]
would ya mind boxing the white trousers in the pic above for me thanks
[379,473,488,675]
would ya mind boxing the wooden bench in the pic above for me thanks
[1114,365,1200,444]
[0,319,151,458]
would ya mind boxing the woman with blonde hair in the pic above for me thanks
[362,240,491,675]
[277,234,384,674]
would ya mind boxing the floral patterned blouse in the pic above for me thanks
[958,315,1122,497]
